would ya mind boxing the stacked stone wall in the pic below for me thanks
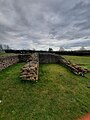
[57,56,89,76]
[0,53,89,77]
[39,53,59,64]
[0,55,19,71]
[18,54,30,62]
[39,53,89,76]
[20,53,39,81]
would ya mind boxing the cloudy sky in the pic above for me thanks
[0,0,90,50]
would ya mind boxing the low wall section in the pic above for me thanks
[20,53,39,81]
[39,53,59,64]
[18,54,30,62]
[0,53,62,71]
[0,55,19,71]
[0,53,89,77]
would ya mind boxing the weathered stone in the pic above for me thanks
[20,53,39,81]
[0,55,19,71]
[58,56,89,76]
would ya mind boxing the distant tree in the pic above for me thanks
[80,46,86,51]
[33,48,36,51]
[3,45,10,50]
[6,45,10,50]
[59,47,64,51]
[48,48,53,51]
[0,44,3,50]
[3,45,6,50]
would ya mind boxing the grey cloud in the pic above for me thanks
[64,40,90,49]
[13,0,30,28]
[0,0,90,50]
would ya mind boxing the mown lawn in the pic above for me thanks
[0,56,90,120]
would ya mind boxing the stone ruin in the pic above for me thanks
[0,52,89,82]
[20,53,90,82]
[0,55,19,71]
[20,53,39,81]
[58,56,90,76]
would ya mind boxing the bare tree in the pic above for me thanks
[0,44,3,50]
[48,48,53,51]
[80,46,86,51]
[59,47,64,51]
[3,45,10,50]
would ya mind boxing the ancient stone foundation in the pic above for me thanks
[0,53,89,79]
[18,54,30,62]
[20,53,39,81]
[0,55,19,71]
[58,56,89,76]
[39,53,89,76]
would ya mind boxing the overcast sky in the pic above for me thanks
[0,0,90,50]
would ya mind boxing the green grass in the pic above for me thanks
[0,56,90,120]
[0,52,17,56]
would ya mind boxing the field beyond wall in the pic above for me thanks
[0,55,90,120]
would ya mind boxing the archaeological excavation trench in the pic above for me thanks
[0,53,90,81]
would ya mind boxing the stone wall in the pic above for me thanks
[0,53,89,77]
[57,55,89,76]
[0,55,19,71]
[39,53,59,64]
[39,53,89,76]
[19,53,59,63]
[18,54,30,62]
[20,53,39,81]
[0,54,30,71]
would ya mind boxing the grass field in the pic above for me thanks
[0,52,16,56]
[0,56,90,120]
